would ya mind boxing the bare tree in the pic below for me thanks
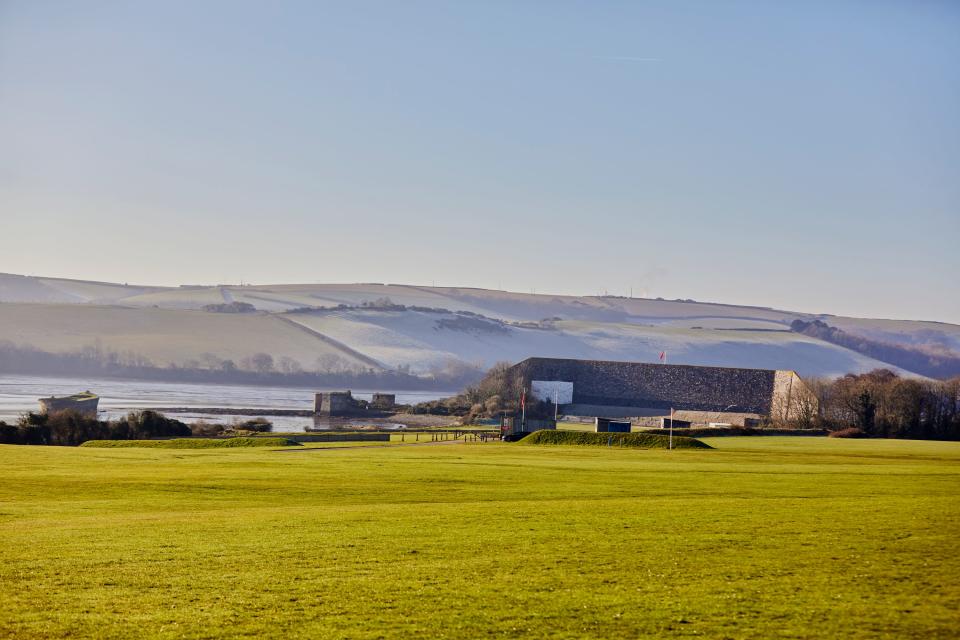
[278,356,302,375]
[241,352,274,374]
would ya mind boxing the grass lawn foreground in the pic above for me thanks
[0,437,958,638]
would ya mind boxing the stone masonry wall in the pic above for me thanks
[771,370,819,424]
[315,391,355,416]
[371,393,396,410]
[511,358,779,414]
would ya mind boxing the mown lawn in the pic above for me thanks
[0,437,957,639]
[80,437,301,449]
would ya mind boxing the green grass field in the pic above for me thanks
[1,437,958,639]
[80,437,301,449]
[522,429,711,449]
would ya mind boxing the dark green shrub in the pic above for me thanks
[828,427,869,438]
[17,423,51,445]
[0,422,19,444]
[115,411,191,439]
[190,420,224,436]
[18,412,48,427]
[45,410,110,446]
[237,418,273,432]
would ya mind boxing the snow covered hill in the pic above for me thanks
[0,273,955,379]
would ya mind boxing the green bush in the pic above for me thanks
[6,410,192,446]
[828,427,869,438]
[190,420,224,436]
[112,411,192,439]
[0,421,18,444]
[237,417,273,432]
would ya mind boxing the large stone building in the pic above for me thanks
[508,357,817,426]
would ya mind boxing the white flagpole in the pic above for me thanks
[669,407,674,450]
[521,388,526,430]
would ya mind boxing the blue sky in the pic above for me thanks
[1,1,958,322]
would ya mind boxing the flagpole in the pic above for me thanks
[669,407,674,450]
[521,387,526,431]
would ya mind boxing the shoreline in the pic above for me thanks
[140,407,461,428]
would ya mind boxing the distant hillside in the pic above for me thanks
[0,273,957,381]
[791,319,960,379]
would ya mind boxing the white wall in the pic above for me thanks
[531,380,574,404]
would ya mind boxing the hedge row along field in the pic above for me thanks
[521,430,712,449]
[638,426,829,438]
[79,437,301,449]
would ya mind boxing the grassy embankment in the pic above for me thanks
[0,437,958,639]
[522,429,711,449]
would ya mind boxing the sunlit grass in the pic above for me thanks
[0,437,957,639]
[80,437,300,448]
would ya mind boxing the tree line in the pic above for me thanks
[0,410,277,446]
[0,410,193,446]
[798,370,959,439]
[0,341,483,390]
[791,319,960,379]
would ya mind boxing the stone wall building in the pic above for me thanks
[314,391,357,417]
[371,393,396,410]
[508,357,816,426]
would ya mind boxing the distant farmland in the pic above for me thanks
[4,273,960,380]
[0,437,957,638]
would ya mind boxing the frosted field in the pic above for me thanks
[0,274,954,378]
[286,310,907,377]
[827,316,960,352]
[0,303,375,371]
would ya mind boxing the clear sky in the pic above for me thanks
[1,1,957,323]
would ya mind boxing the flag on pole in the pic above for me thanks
[659,351,666,363]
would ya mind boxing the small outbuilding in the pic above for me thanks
[595,418,632,433]
[500,415,557,440]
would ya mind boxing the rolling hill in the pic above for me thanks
[1,272,956,381]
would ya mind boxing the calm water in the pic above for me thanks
[0,374,454,432]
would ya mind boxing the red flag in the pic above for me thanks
[659,351,665,362]
[520,389,526,408]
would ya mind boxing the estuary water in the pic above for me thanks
[0,374,454,432]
